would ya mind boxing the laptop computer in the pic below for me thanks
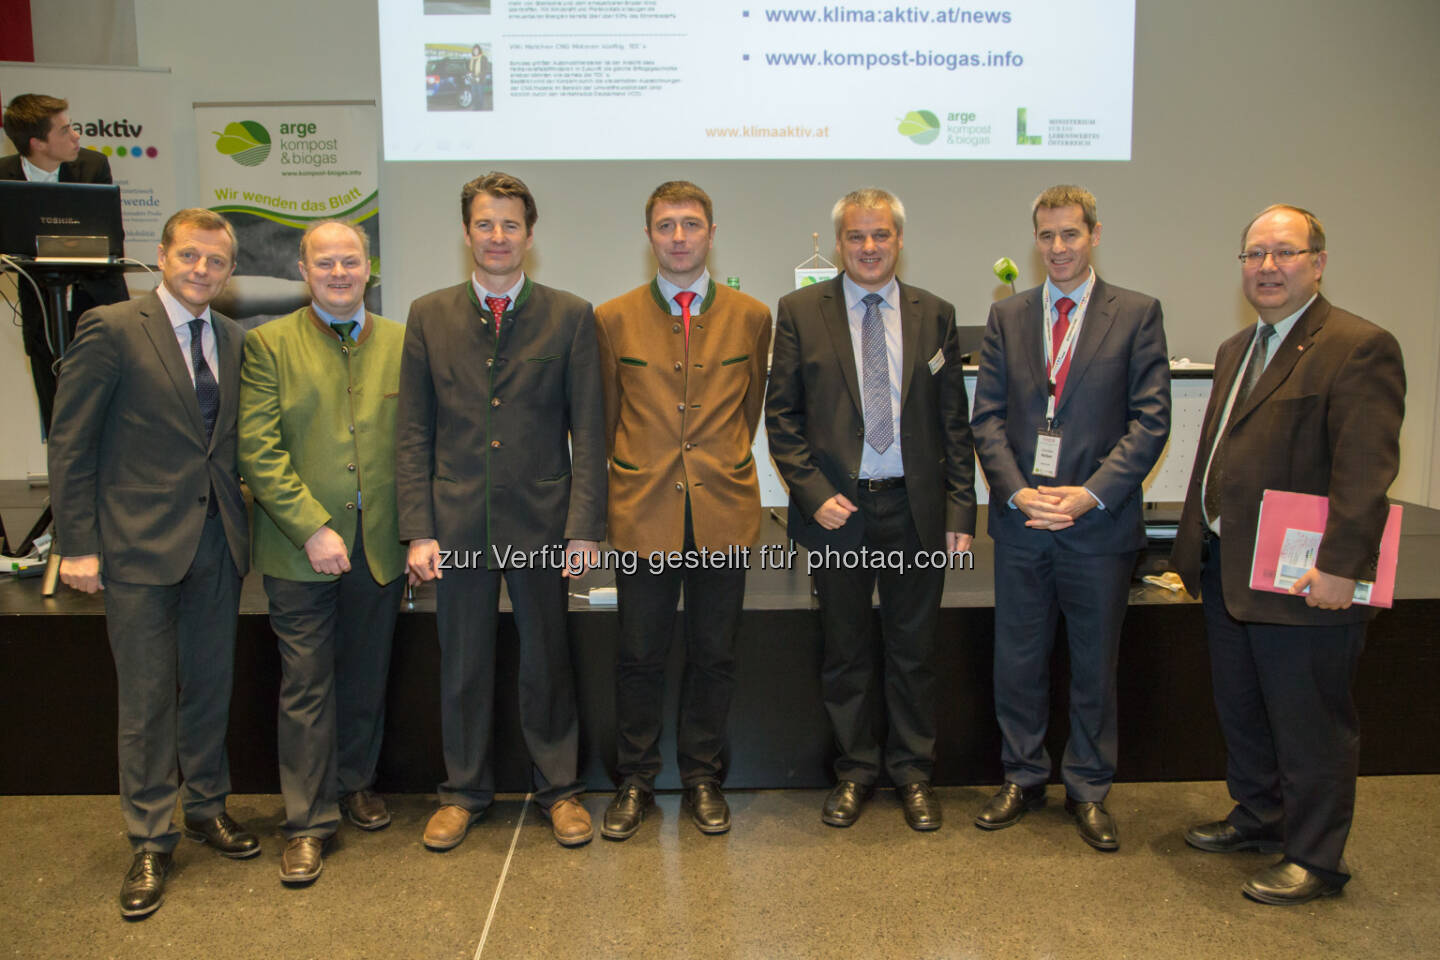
[0,180,124,263]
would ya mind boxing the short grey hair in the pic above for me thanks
[831,187,906,236]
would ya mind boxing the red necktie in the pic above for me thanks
[1051,296,1075,400]
[674,290,697,351]
[485,295,510,336]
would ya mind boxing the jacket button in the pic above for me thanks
[674,361,682,371]
[341,346,349,355]
[345,502,355,511]
[197,495,207,504]
[349,425,355,434]
[674,481,684,491]
[684,442,694,450]
[491,397,501,407]
[486,358,494,367]
[676,403,685,412]
[855,429,863,438]
[672,324,681,334]
[347,463,356,472]
[491,440,501,449]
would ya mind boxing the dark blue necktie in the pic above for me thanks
[188,317,219,443]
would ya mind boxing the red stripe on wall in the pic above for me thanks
[0,0,35,63]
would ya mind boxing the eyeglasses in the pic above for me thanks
[1237,248,1319,267]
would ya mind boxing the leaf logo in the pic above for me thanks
[213,121,272,167]
[897,110,940,145]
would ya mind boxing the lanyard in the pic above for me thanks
[1041,269,1094,423]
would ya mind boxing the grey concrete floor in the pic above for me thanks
[2,777,1436,959]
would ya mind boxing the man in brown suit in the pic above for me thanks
[594,181,772,839]
[1172,204,1405,905]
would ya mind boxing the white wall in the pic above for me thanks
[8,0,1438,505]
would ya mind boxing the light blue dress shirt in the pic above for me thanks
[156,282,218,389]
[842,273,904,480]
[657,269,710,315]
[314,302,366,336]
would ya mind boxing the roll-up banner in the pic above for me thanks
[193,100,380,323]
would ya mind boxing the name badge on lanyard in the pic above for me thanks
[1035,271,1094,479]
[1033,427,1062,478]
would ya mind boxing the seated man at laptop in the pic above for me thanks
[2,92,128,432]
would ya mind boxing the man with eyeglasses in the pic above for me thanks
[1172,204,1405,905]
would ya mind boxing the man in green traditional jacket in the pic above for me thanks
[239,220,405,885]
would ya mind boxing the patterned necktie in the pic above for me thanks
[331,320,357,343]
[860,292,893,454]
[1051,296,1075,400]
[188,317,219,444]
[1204,323,1277,523]
[485,295,510,336]
[674,290,697,351]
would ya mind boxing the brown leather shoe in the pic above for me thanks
[340,789,392,831]
[547,796,594,847]
[279,836,324,884]
[423,804,482,851]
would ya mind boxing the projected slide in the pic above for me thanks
[380,1,1134,161]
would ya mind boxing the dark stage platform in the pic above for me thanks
[3,502,1438,796]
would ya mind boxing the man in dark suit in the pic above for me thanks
[594,181,772,840]
[2,93,129,431]
[969,185,1171,851]
[765,187,975,831]
[397,171,606,850]
[1172,204,1405,905]
[48,208,258,919]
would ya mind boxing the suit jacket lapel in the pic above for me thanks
[138,292,207,440]
[211,314,240,453]
[821,277,863,419]
[1019,289,1047,402]
[897,282,923,410]
[1056,278,1117,416]
[1230,295,1329,428]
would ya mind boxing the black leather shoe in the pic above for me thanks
[183,811,261,859]
[1184,819,1283,854]
[119,851,171,919]
[341,789,392,831]
[821,780,872,828]
[684,782,731,834]
[1065,797,1119,851]
[279,836,325,885]
[601,785,652,841]
[974,782,1046,830]
[898,782,942,831]
[1242,859,1344,906]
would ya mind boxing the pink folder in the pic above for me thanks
[1249,490,1402,608]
